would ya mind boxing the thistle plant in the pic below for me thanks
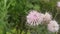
[26,10,59,34]
[0,0,60,34]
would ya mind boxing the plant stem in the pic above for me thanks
[54,8,59,19]
[20,29,22,34]
[56,32,57,34]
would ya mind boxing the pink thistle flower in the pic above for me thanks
[26,10,44,26]
[43,12,52,23]
[47,20,59,32]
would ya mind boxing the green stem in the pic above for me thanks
[54,12,58,19]
[20,29,22,34]
[56,32,57,34]
[54,8,59,19]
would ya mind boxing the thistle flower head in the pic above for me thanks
[43,12,52,23]
[47,20,59,32]
[26,10,44,26]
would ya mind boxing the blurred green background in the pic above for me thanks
[0,0,60,34]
